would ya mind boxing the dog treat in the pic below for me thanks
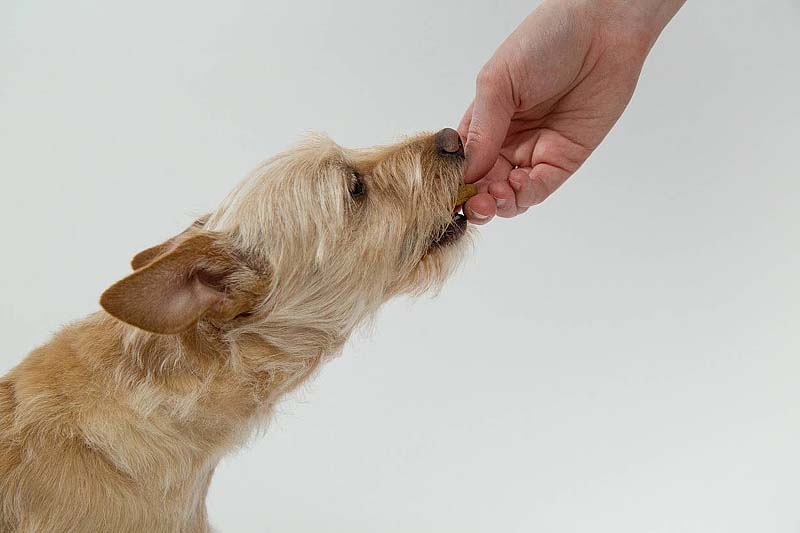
[455,184,478,206]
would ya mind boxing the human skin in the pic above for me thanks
[458,0,687,223]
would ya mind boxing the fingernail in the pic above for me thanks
[469,209,489,220]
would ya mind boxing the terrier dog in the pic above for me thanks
[0,128,472,532]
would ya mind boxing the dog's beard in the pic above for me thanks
[390,217,471,298]
[429,211,469,249]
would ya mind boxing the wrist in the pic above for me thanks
[583,0,686,51]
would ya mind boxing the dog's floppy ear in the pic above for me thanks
[101,232,252,334]
[130,215,210,270]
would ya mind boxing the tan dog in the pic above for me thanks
[0,129,472,532]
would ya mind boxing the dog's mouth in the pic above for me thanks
[429,184,476,249]
[430,212,469,248]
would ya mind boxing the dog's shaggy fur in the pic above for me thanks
[0,130,469,531]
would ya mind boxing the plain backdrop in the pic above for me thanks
[2,1,799,531]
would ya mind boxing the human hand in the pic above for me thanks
[459,0,685,223]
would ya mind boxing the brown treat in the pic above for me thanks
[455,184,478,206]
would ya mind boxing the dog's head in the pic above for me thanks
[101,129,471,344]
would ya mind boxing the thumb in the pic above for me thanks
[463,67,514,183]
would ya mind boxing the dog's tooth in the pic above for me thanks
[455,184,478,206]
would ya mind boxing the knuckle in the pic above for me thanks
[517,181,544,208]
[476,62,505,94]
[476,65,496,89]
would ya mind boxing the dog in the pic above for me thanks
[0,128,472,532]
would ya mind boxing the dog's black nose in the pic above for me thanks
[435,128,464,157]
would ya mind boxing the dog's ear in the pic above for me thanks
[101,232,260,334]
[131,215,210,270]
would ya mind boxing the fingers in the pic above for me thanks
[463,159,523,222]
[510,164,572,207]
[508,167,538,209]
[465,163,571,224]
[487,180,518,218]
[464,193,496,224]
[463,66,514,184]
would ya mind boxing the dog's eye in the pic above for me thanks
[349,172,366,199]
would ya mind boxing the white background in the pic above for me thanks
[2,1,799,531]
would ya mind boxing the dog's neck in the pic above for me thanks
[1,308,344,529]
[80,312,335,492]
